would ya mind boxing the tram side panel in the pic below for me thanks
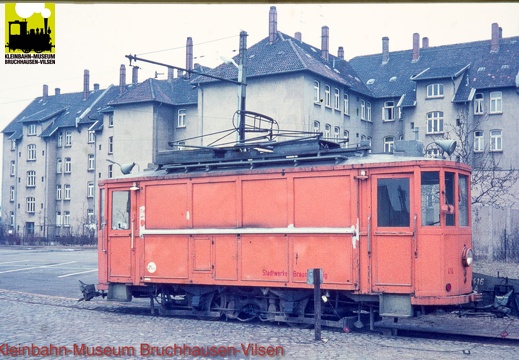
[133,169,359,290]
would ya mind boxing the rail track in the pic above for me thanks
[3,288,518,351]
[374,311,519,348]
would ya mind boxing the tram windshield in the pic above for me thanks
[421,171,469,227]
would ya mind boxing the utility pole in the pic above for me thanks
[238,31,248,144]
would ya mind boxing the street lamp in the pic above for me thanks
[106,159,140,175]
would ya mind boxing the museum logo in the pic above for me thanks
[4,3,55,64]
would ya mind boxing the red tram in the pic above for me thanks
[84,136,479,329]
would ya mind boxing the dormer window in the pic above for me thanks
[28,124,37,136]
[426,83,444,98]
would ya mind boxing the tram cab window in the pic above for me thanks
[458,174,469,226]
[377,178,410,227]
[111,191,130,230]
[421,172,440,226]
[445,172,455,226]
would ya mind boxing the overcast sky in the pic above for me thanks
[1,2,518,132]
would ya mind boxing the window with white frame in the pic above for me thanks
[383,136,394,153]
[108,164,113,179]
[426,83,444,98]
[426,111,444,134]
[490,129,502,152]
[11,139,16,151]
[313,81,320,103]
[360,100,366,120]
[108,115,114,128]
[28,124,37,136]
[383,101,395,121]
[64,211,71,227]
[343,94,349,115]
[324,124,331,138]
[10,212,15,227]
[334,126,340,141]
[88,154,95,171]
[27,144,36,161]
[474,130,484,152]
[57,131,63,147]
[10,186,15,202]
[56,158,62,173]
[324,85,331,107]
[64,184,71,200]
[88,130,95,143]
[474,93,484,114]
[367,136,372,152]
[343,130,349,148]
[334,88,340,110]
[26,170,36,187]
[87,182,94,198]
[490,91,502,114]
[64,158,72,173]
[87,209,95,224]
[367,102,372,121]
[56,211,62,227]
[108,136,113,154]
[10,160,15,176]
[177,109,186,128]
[313,121,320,134]
[56,185,62,200]
[65,130,72,146]
[26,197,36,213]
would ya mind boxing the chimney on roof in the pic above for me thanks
[167,67,174,82]
[83,69,89,100]
[269,6,277,44]
[43,84,48,99]
[422,37,429,49]
[132,66,139,84]
[412,33,420,62]
[321,26,329,61]
[186,37,193,79]
[294,32,302,42]
[338,46,344,60]
[491,22,500,52]
[55,88,60,95]
[382,36,389,64]
[94,83,100,91]
[119,64,126,95]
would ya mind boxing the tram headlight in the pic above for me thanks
[462,247,474,267]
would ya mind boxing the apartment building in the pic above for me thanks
[2,6,518,255]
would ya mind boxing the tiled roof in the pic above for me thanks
[192,32,372,96]
[349,36,519,104]
[109,77,198,107]
[2,85,121,138]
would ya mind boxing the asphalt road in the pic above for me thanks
[0,246,98,299]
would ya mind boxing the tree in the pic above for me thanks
[445,108,518,208]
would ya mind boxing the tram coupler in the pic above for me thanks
[78,280,103,302]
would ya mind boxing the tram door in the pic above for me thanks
[107,189,134,282]
[371,174,415,293]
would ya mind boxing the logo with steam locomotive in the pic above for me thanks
[5,3,55,54]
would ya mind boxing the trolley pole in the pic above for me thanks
[238,30,248,144]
